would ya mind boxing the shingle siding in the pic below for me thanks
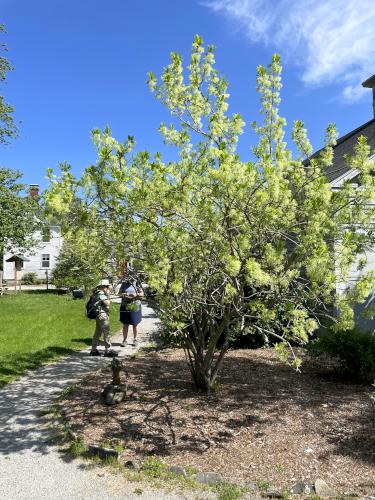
[307,118,375,182]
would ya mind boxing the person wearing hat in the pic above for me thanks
[90,280,118,357]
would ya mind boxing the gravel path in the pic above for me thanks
[0,303,186,499]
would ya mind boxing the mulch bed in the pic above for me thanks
[60,348,375,496]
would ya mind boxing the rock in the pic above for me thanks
[314,478,337,498]
[290,482,314,495]
[66,428,78,441]
[167,465,187,477]
[124,459,139,470]
[102,384,126,405]
[261,490,283,498]
[194,471,222,485]
[88,445,119,461]
[245,480,258,492]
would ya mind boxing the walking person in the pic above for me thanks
[119,279,144,346]
[90,280,118,357]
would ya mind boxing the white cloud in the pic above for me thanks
[204,0,375,102]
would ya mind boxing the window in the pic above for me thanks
[41,254,50,268]
[42,227,51,242]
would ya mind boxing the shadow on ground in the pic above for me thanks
[0,348,109,456]
[0,346,74,387]
[64,350,375,468]
[71,338,92,346]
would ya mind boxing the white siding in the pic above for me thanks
[333,164,375,330]
[3,226,63,280]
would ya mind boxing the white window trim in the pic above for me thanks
[330,168,360,189]
[329,154,375,189]
[41,254,50,269]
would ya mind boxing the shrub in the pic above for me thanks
[228,324,270,349]
[22,272,39,285]
[308,329,375,383]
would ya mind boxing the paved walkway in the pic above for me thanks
[0,304,186,500]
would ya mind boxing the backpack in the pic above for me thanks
[85,292,101,319]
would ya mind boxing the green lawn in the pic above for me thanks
[0,291,121,386]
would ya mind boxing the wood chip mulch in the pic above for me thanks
[60,348,375,496]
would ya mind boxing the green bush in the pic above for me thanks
[22,272,39,285]
[308,329,375,383]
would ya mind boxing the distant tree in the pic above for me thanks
[0,168,40,259]
[0,24,18,145]
[51,230,112,292]
[0,27,38,272]
[45,37,375,391]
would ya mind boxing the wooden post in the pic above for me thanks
[15,261,22,291]
[111,358,122,385]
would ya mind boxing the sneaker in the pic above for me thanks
[133,341,139,347]
[120,342,126,347]
[89,350,101,356]
[104,350,119,357]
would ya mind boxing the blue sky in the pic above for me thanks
[1,0,375,189]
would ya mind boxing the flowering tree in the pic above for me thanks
[45,36,375,391]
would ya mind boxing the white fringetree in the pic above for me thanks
[45,36,375,390]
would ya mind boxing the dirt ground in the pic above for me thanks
[60,348,375,496]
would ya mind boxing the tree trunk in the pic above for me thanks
[192,364,212,392]
[183,312,230,392]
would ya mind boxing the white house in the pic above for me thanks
[308,74,375,330]
[2,185,63,281]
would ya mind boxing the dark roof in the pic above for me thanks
[362,74,375,88]
[5,255,31,262]
[307,118,375,182]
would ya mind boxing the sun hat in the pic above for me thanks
[99,279,110,286]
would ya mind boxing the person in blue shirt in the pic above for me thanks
[119,280,144,346]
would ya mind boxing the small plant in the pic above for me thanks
[68,438,87,457]
[211,379,222,391]
[102,455,119,466]
[22,272,39,285]
[214,481,248,500]
[308,329,375,383]
[281,488,290,500]
[275,464,287,474]
[100,440,126,453]
[185,465,199,476]
[58,385,75,400]
[256,480,272,491]
[138,394,148,402]
[142,456,166,478]
[113,442,126,453]
[133,487,143,495]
